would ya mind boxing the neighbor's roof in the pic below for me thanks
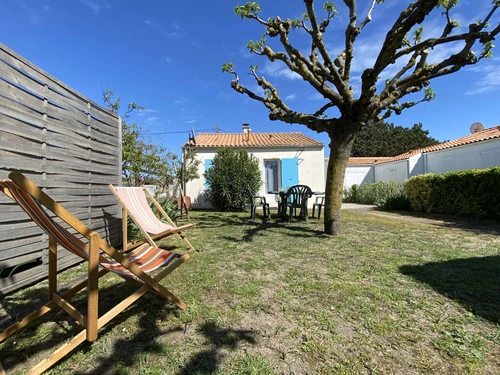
[376,125,500,164]
[325,125,500,166]
[184,132,324,148]
[346,157,393,165]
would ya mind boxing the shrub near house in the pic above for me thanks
[344,181,410,211]
[405,167,500,219]
[204,147,262,211]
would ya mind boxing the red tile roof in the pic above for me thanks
[347,157,393,165]
[183,132,324,148]
[376,125,500,164]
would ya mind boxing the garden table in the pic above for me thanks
[269,188,324,222]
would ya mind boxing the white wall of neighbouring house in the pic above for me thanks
[343,165,375,188]
[425,138,500,174]
[185,146,325,209]
[374,160,408,184]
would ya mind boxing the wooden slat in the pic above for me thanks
[0,44,121,295]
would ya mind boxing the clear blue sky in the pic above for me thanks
[1,0,499,156]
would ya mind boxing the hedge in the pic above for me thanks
[404,167,500,219]
[343,181,410,210]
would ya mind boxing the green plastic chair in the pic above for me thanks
[247,189,270,220]
[284,185,312,223]
[312,196,325,219]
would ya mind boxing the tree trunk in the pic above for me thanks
[324,132,356,235]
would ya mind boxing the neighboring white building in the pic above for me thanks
[184,124,325,209]
[329,125,500,189]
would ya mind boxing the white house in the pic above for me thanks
[336,124,500,188]
[184,124,325,209]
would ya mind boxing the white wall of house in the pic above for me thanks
[186,146,325,209]
[374,160,408,184]
[425,138,500,174]
[343,165,374,188]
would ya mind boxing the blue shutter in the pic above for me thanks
[204,159,213,189]
[281,158,298,189]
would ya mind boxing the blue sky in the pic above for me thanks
[1,0,499,156]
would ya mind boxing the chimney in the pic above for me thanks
[242,123,251,141]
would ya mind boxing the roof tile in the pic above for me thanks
[376,125,500,164]
[184,132,324,148]
[347,157,393,165]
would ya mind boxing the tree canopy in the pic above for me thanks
[352,122,441,157]
[103,89,199,189]
[224,0,499,235]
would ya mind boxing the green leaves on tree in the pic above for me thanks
[352,121,441,157]
[235,2,261,19]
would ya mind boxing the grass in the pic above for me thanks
[1,209,499,374]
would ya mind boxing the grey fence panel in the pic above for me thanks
[0,43,122,295]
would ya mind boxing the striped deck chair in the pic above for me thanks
[109,185,195,253]
[0,172,190,375]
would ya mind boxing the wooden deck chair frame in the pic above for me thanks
[0,172,190,375]
[109,185,195,253]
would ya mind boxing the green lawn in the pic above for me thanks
[1,210,499,374]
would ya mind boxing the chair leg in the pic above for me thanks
[87,233,99,342]
[312,205,316,218]
[317,206,322,219]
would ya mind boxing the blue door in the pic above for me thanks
[204,159,213,189]
[281,158,298,189]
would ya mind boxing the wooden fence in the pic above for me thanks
[0,43,121,295]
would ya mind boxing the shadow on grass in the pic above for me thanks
[0,277,181,373]
[374,209,500,236]
[400,255,500,323]
[195,213,323,242]
[178,322,255,375]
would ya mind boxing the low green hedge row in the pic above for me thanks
[404,167,500,219]
[343,181,410,210]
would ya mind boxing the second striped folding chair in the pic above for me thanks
[109,185,196,253]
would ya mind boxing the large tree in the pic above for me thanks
[223,0,500,235]
[352,121,441,157]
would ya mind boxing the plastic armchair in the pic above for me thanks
[312,196,325,219]
[284,185,313,223]
[247,189,270,219]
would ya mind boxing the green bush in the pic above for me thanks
[343,181,411,210]
[204,147,262,211]
[404,167,500,219]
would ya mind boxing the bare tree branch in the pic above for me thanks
[304,0,349,99]
[359,0,378,31]
[360,0,439,104]
[343,0,358,81]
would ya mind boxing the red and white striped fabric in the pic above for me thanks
[113,187,176,234]
[0,179,180,278]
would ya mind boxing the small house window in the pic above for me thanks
[264,160,279,193]
[204,159,213,189]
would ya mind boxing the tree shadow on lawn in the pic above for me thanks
[0,278,182,373]
[400,255,500,323]
[195,212,324,242]
[373,209,500,236]
[178,322,256,374]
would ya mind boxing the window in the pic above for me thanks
[264,160,279,193]
[204,159,212,189]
